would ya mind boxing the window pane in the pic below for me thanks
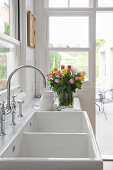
[70,0,90,7]
[49,0,68,8]
[98,0,113,7]
[96,13,113,89]
[0,40,16,91]
[0,0,10,35]
[49,17,89,48]
[49,51,88,80]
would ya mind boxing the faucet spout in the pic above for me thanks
[6,65,46,110]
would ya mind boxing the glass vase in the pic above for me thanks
[58,91,73,108]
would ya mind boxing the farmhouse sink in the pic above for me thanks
[25,111,90,133]
[0,111,103,170]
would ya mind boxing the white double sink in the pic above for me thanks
[0,111,103,170]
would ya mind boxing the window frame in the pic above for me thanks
[45,0,113,87]
[0,0,20,94]
[46,11,93,85]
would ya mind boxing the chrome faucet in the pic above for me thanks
[0,65,46,136]
[6,65,46,110]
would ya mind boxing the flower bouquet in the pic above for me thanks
[47,65,85,107]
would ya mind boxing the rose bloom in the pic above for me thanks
[47,73,52,80]
[54,70,58,74]
[61,69,67,75]
[54,70,61,77]
[54,79,59,83]
[67,65,71,70]
[76,77,80,80]
[57,70,61,75]
[53,67,57,71]
[80,73,85,81]
[61,65,65,69]
[49,70,53,74]
[70,78,74,84]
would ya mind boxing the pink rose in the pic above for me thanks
[54,79,59,83]
[57,70,61,75]
[54,70,61,76]
[70,78,74,84]
[61,65,65,69]
[76,77,80,80]
[47,73,52,80]
[54,70,58,74]
[67,65,71,69]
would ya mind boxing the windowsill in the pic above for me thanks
[0,86,20,95]
[0,86,21,101]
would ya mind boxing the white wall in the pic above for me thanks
[20,0,35,99]
[34,0,47,96]
[26,0,35,98]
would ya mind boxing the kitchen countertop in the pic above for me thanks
[33,97,82,111]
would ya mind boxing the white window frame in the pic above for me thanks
[45,0,113,87]
[46,11,94,86]
[0,0,20,95]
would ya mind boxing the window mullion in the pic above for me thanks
[96,0,98,8]
[68,0,70,8]
[49,48,90,52]
[96,7,113,11]
[0,33,20,46]
[89,0,93,8]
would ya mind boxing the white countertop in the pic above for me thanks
[34,97,82,111]
[0,97,81,153]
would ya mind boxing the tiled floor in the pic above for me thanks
[96,101,113,155]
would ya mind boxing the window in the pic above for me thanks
[48,14,91,81]
[49,0,68,8]
[0,0,20,91]
[46,0,113,83]
[98,0,113,7]
[0,0,10,35]
[70,0,89,8]
[45,0,92,8]
[49,16,89,48]
[0,40,17,91]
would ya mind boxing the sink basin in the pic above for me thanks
[25,111,90,133]
[1,133,95,158]
[0,132,102,170]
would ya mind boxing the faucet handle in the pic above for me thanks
[10,96,17,126]
[17,100,24,117]
[0,101,6,136]
[0,101,5,115]
[12,95,17,102]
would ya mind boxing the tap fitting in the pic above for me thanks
[0,101,6,136]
